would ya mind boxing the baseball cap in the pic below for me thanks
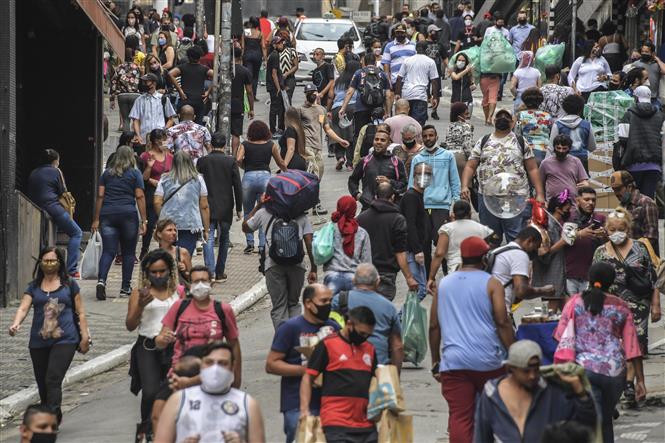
[271,35,284,45]
[609,170,634,188]
[394,24,406,33]
[303,83,318,93]
[634,85,652,103]
[495,108,513,119]
[503,340,542,368]
[427,24,441,33]
[460,236,490,259]
[140,73,159,82]
[277,16,289,26]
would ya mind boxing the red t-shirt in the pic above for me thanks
[139,151,173,181]
[162,299,239,367]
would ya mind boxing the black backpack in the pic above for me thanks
[174,298,227,333]
[267,216,305,266]
[359,66,385,107]
[479,133,526,155]
[484,244,523,287]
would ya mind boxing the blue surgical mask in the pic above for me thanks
[158,37,167,46]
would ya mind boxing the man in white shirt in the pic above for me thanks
[395,41,440,127]
[483,12,510,41]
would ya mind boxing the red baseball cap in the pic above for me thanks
[460,236,491,259]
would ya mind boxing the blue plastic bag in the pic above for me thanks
[312,222,335,265]
[401,290,428,365]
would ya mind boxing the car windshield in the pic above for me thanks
[296,23,358,42]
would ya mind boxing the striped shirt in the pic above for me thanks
[397,54,439,101]
[128,92,176,140]
[381,40,416,84]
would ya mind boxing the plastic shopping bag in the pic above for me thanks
[535,43,565,74]
[312,222,335,265]
[401,290,428,365]
[447,45,481,82]
[377,410,413,443]
[80,231,102,280]
[367,365,405,420]
[480,31,517,74]
[296,416,326,443]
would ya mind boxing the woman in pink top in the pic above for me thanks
[554,261,644,443]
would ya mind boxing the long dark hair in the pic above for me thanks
[139,248,177,294]
[32,247,69,287]
[583,262,615,315]
[335,60,360,91]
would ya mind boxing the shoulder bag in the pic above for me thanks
[611,242,653,299]
[57,168,76,217]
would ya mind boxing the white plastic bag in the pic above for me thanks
[80,231,102,279]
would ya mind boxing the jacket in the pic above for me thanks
[348,153,407,209]
[196,151,242,224]
[408,148,460,209]
[357,199,408,274]
[619,103,665,167]
[399,188,427,254]
[549,115,596,158]
[473,376,597,443]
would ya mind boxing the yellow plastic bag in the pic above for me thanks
[296,416,326,443]
[377,410,413,443]
[367,365,405,420]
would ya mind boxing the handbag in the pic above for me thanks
[611,242,653,299]
[57,168,76,217]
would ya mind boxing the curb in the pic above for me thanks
[0,279,268,422]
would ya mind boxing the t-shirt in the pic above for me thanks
[539,155,588,201]
[381,40,417,84]
[439,220,494,273]
[383,114,422,145]
[245,208,313,271]
[139,151,173,181]
[266,51,282,92]
[397,54,439,101]
[566,211,606,280]
[162,299,239,368]
[516,110,553,155]
[331,289,401,365]
[312,62,334,93]
[633,59,661,98]
[231,63,252,114]
[99,168,144,216]
[513,67,541,96]
[297,103,328,152]
[279,127,308,171]
[27,166,66,218]
[455,28,477,51]
[25,279,80,348]
[351,66,391,112]
[424,40,447,75]
[490,242,530,311]
[270,316,338,412]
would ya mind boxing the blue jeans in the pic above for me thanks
[98,212,139,290]
[408,99,428,127]
[323,271,355,296]
[406,252,427,301]
[177,230,199,257]
[478,193,523,243]
[283,408,320,443]
[242,170,271,248]
[203,220,231,277]
[587,370,625,443]
[52,211,82,275]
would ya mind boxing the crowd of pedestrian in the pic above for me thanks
[8,1,665,443]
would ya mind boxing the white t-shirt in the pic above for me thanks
[484,26,510,41]
[397,54,439,101]
[155,175,208,197]
[513,67,541,97]
[490,242,530,311]
[439,219,494,273]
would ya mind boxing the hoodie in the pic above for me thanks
[348,153,407,209]
[407,148,461,209]
[549,115,596,159]
[618,103,665,168]
[357,199,408,273]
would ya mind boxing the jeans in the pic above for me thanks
[243,52,262,98]
[352,109,372,154]
[243,171,271,248]
[52,211,82,275]
[408,99,428,127]
[284,76,296,105]
[176,230,199,257]
[135,337,169,428]
[30,344,78,420]
[478,193,523,243]
[566,278,588,296]
[141,187,158,257]
[323,271,355,295]
[587,370,625,443]
[265,265,306,329]
[99,212,139,290]
[118,93,140,132]
[406,252,427,301]
[269,89,285,132]
[203,220,231,277]
[283,408,320,443]
[629,170,660,199]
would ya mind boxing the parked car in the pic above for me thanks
[293,17,365,81]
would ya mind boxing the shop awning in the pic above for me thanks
[76,0,125,61]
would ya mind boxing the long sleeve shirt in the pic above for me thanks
[408,148,460,209]
[399,188,427,254]
[567,56,612,93]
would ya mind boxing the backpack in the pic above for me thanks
[360,123,378,159]
[329,290,350,327]
[555,120,590,154]
[173,298,227,333]
[176,38,193,64]
[484,244,523,287]
[263,170,320,220]
[479,133,526,155]
[359,66,385,107]
[362,153,400,180]
[267,216,305,266]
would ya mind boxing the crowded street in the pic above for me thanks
[1,1,665,443]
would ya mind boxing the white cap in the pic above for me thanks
[634,85,652,103]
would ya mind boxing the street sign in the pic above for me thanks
[353,11,371,22]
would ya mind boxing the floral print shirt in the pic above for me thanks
[469,132,534,194]
[166,120,212,163]
[515,110,553,154]
[554,294,641,377]
[444,121,474,159]
[110,62,141,100]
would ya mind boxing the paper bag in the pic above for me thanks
[378,410,413,443]
[296,416,326,443]
[367,365,405,420]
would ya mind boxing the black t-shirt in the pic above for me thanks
[266,51,283,92]
[312,62,334,93]
[425,41,446,75]
[278,127,308,171]
[231,63,252,114]
[456,28,478,51]
[179,62,209,97]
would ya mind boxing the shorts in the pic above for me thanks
[231,113,244,137]
[480,75,500,106]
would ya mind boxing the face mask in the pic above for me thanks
[306,93,317,104]
[200,364,234,394]
[416,173,432,189]
[456,61,466,69]
[396,34,406,43]
[640,54,651,62]
[643,79,651,87]
[39,261,60,274]
[554,150,567,160]
[30,433,57,443]
[373,47,381,56]
[312,303,331,321]
[148,274,169,288]
[423,137,438,149]
[464,19,473,26]
[158,37,167,46]
[190,282,212,300]
[406,27,414,36]
[403,139,417,149]
[518,19,527,25]
[348,327,368,345]
[527,249,538,261]
[609,231,627,245]
[495,117,511,131]
[619,190,632,204]
[495,23,503,29]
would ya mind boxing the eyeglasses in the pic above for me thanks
[608,211,626,218]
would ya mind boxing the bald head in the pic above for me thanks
[302,283,331,304]
[395,99,410,114]
[179,105,195,121]
[353,263,380,289]
[376,181,394,201]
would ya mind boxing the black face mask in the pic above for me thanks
[396,34,406,43]
[148,274,170,288]
[348,327,368,345]
[554,151,567,160]
[312,303,331,321]
[518,19,527,25]
[561,211,571,222]
[495,117,511,131]
[306,93,317,104]
[403,139,417,149]
[30,433,57,443]
[527,249,538,261]
[640,54,652,62]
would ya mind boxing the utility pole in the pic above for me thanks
[212,0,232,141]
[196,0,205,42]
[571,0,578,61]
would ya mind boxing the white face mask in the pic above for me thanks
[456,61,466,69]
[373,47,381,56]
[464,19,473,26]
[190,282,212,300]
[609,231,627,245]
[200,364,234,394]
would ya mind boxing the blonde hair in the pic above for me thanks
[154,218,177,242]
[605,207,632,231]
[144,54,162,74]
[167,151,199,185]
[110,145,136,176]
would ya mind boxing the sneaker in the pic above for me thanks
[215,274,228,282]
[114,255,122,265]
[622,382,637,409]
[346,164,353,172]
[69,272,80,279]
[243,245,254,254]
[96,282,106,301]
[431,110,439,120]
[312,204,328,215]
[119,287,132,298]
[335,158,344,171]
[328,151,336,158]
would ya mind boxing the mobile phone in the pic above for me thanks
[591,219,602,229]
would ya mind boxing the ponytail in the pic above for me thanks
[582,262,616,316]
